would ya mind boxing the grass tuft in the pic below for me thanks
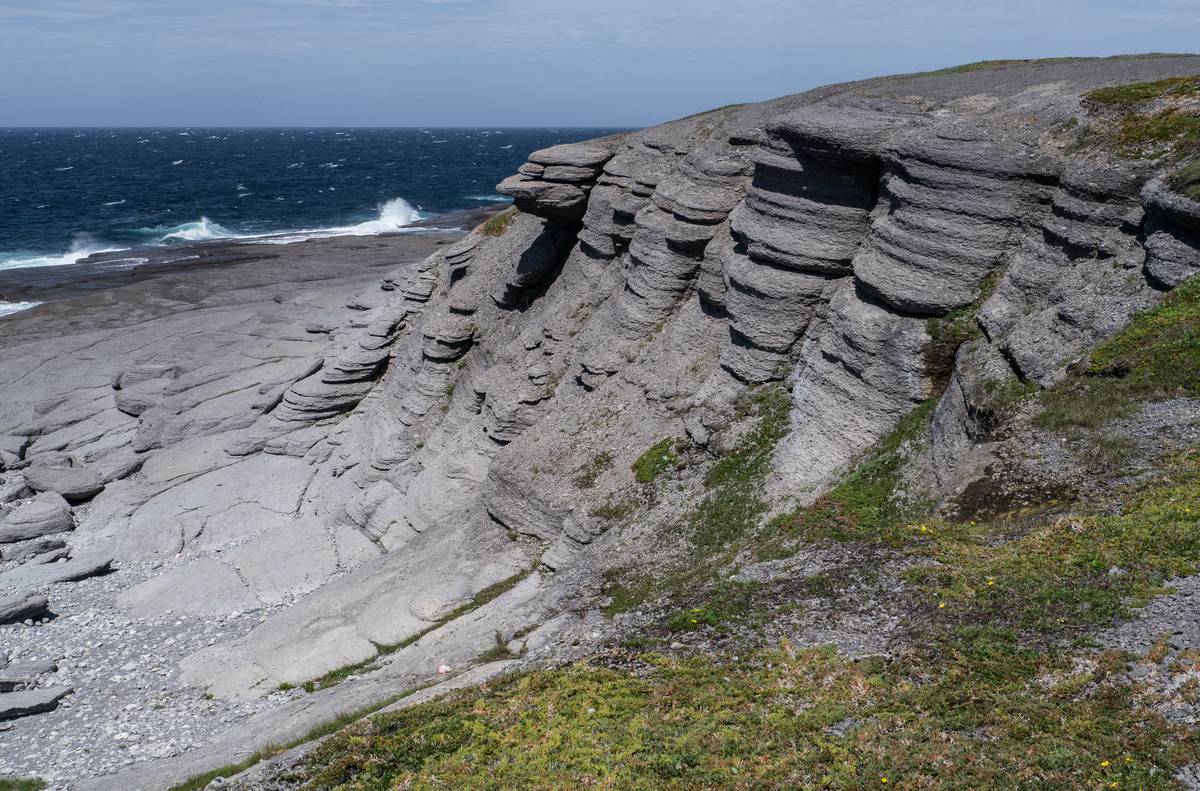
[1168,158,1200,201]
[480,206,518,237]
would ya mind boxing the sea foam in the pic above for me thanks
[0,300,42,318]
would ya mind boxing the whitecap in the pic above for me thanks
[466,194,512,203]
[172,159,184,165]
[0,301,41,318]
[500,145,513,149]
[55,166,74,171]
[102,199,127,207]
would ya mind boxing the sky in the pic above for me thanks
[0,0,1198,127]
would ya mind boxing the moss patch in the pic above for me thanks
[1080,75,1200,164]
[572,451,613,489]
[631,438,680,483]
[1086,75,1200,107]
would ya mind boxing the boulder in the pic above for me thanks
[22,464,105,502]
[0,493,73,543]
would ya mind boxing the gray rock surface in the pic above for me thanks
[0,593,50,625]
[0,493,73,543]
[0,687,72,721]
[22,465,105,502]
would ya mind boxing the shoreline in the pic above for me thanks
[0,205,497,313]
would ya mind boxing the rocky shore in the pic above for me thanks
[0,226,469,786]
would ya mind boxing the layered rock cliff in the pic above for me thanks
[2,55,1200,789]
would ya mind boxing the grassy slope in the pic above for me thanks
[291,279,1200,789]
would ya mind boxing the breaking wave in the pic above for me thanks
[1,197,425,269]
[0,236,123,271]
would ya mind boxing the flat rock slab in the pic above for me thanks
[0,553,112,592]
[0,536,66,563]
[0,660,58,692]
[0,492,72,543]
[0,687,71,721]
[0,592,50,625]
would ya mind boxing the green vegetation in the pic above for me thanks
[298,568,532,692]
[298,631,1195,790]
[481,206,518,237]
[924,271,997,388]
[1037,274,1200,432]
[906,451,1200,641]
[664,580,761,632]
[631,438,679,483]
[1086,75,1200,107]
[690,386,790,549]
[763,400,936,550]
[1168,158,1200,201]
[0,780,47,791]
[572,450,613,489]
[589,494,637,522]
[1080,75,1200,164]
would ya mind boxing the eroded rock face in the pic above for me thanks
[135,60,1200,704]
[7,56,1200,790]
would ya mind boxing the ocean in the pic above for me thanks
[0,127,621,278]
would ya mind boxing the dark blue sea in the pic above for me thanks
[0,127,620,273]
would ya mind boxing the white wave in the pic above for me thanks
[0,237,125,271]
[153,217,242,243]
[172,159,184,166]
[248,197,426,245]
[55,166,74,171]
[466,194,512,203]
[102,199,126,207]
[0,301,41,318]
